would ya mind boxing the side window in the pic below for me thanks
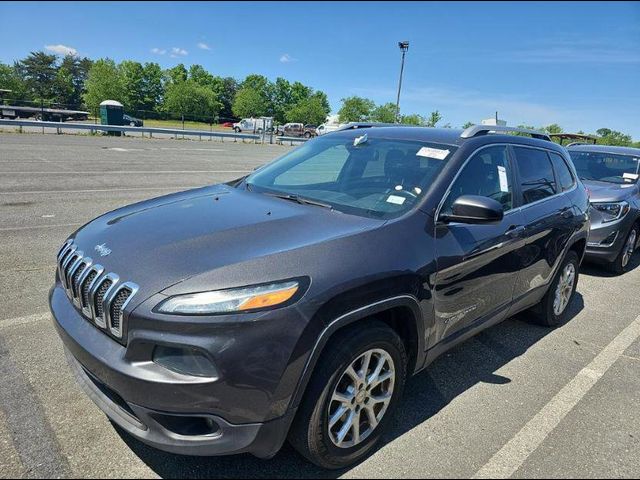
[549,152,576,191]
[441,145,513,214]
[513,147,558,205]
[274,144,349,185]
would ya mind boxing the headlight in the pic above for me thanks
[590,201,630,223]
[156,280,300,315]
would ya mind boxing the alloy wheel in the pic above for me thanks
[622,230,637,268]
[327,348,395,449]
[553,262,576,316]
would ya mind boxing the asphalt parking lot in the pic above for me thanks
[1,132,639,479]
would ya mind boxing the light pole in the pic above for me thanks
[395,41,409,123]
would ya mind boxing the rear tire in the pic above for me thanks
[530,250,579,327]
[609,225,638,275]
[288,321,407,469]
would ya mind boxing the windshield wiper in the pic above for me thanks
[264,192,333,210]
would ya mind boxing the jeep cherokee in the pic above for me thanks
[50,125,589,469]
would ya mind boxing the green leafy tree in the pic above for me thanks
[232,87,268,118]
[424,110,442,127]
[83,58,126,114]
[16,51,58,101]
[271,77,292,124]
[400,114,424,125]
[163,79,222,119]
[219,77,238,119]
[462,121,475,129]
[596,128,633,146]
[165,64,188,84]
[0,62,29,101]
[285,96,330,125]
[338,96,375,122]
[119,60,146,111]
[542,123,563,134]
[141,62,164,112]
[371,102,397,123]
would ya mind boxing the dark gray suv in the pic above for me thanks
[50,125,589,468]
[567,144,640,273]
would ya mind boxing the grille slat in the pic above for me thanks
[56,241,137,342]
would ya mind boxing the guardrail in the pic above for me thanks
[0,119,263,142]
[275,135,310,145]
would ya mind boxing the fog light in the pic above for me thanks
[601,231,619,246]
[153,345,218,378]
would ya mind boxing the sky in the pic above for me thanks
[1,1,639,137]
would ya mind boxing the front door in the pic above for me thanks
[433,145,527,342]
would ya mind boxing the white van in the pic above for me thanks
[233,117,272,133]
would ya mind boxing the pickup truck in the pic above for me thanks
[275,123,317,138]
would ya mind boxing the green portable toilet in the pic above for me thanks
[100,100,124,136]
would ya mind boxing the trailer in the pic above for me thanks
[0,104,90,122]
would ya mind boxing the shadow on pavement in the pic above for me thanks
[115,294,585,479]
[580,252,640,278]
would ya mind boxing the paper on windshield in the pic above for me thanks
[416,147,450,160]
[386,195,406,205]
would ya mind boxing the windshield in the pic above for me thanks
[569,150,640,184]
[246,135,457,219]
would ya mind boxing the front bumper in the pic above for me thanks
[50,285,298,458]
[585,213,636,263]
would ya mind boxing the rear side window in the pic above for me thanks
[549,152,576,191]
[513,147,558,204]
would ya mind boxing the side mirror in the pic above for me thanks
[441,195,504,224]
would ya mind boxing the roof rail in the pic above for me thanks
[460,125,551,141]
[337,122,416,131]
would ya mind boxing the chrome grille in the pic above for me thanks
[56,240,139,340]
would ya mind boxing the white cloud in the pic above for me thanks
[197,42,211,51]
[279,53,297,63]
[151,47,167,55]
[45,44,77,56]
[170,47,188,58]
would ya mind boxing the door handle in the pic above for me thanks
[505,225,526,237]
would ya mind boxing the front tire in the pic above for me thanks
[610,225,638,274]
[530,250,579,327]
[288,321,407,469]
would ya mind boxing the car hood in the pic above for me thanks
[583,180,638,203]
[70,185,383,302]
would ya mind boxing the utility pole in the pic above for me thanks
[395,41,410,123]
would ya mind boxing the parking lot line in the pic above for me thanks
[0,312,50,330]
[0,186,200,195]
[473,312,640,479]
[0,223,84,232]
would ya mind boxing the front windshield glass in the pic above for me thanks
[569,150,640,184]
[246,135,457,219]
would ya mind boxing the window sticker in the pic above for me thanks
[386,195,406,205]
[497,165,509,192]
[416,147,450,160]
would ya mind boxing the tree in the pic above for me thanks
[56,55,92,107]
[285,96,330,125]
[462,121,475,129]
[542,123,563,134]
[271,77,292,124]
[165,64,188,84]
[219,77,238,119]
[119,60,146,111]
[338,96,375,122]
[141,62,164,112]
[424,110,442,127]
[596,128,633,146]
[17,51,58,101]
[232,87,268,118]
[83,59,126,114]
[400,114,424,126]
[163,79,222,119]
[0,62,29,101]
[371,102,397,123]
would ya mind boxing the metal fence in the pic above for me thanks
[0,118,309,145]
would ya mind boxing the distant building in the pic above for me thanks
[481,117,507,126]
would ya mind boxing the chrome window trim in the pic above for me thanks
[435,143,578,223]
[106,282,139,339]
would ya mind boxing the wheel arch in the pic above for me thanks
[288,294,425,412]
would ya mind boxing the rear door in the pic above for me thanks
[433,145,528,341]
[510,145,574,302]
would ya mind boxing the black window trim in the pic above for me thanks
[508,144,578,210]
[548,150,577,192]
